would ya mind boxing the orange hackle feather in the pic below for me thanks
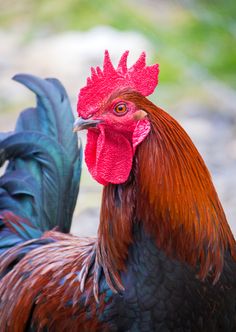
[0,232,109,331]
[98,90,236,287]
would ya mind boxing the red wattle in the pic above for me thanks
[85,127,133,185]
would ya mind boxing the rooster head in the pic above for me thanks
[74,50,159,185]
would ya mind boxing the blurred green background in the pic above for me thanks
[0,0,236,235]
[1,0,236,104]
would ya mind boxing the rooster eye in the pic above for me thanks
[114,103,127,116]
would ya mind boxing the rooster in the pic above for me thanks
[1,52,236,331]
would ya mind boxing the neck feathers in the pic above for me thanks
[136,101,236,282]
[98,95,236,291]
[98,182,135,293]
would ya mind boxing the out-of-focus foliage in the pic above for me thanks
[0,0,235,89]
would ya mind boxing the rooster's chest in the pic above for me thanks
[101,232,236,332]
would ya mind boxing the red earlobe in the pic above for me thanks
[132,118,151,151]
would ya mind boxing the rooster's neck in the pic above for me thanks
[135,103,236,283]
[97,180,135,293]
[98,101,236,294]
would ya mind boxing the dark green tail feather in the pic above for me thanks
[0,74,82,253]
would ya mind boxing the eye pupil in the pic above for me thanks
[114,103,127,115]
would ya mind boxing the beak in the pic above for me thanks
[73,117,102,132]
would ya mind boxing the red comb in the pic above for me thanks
[77,50,159,118]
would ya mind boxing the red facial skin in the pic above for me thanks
[84,96,150,185]
[76,51,158,185]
